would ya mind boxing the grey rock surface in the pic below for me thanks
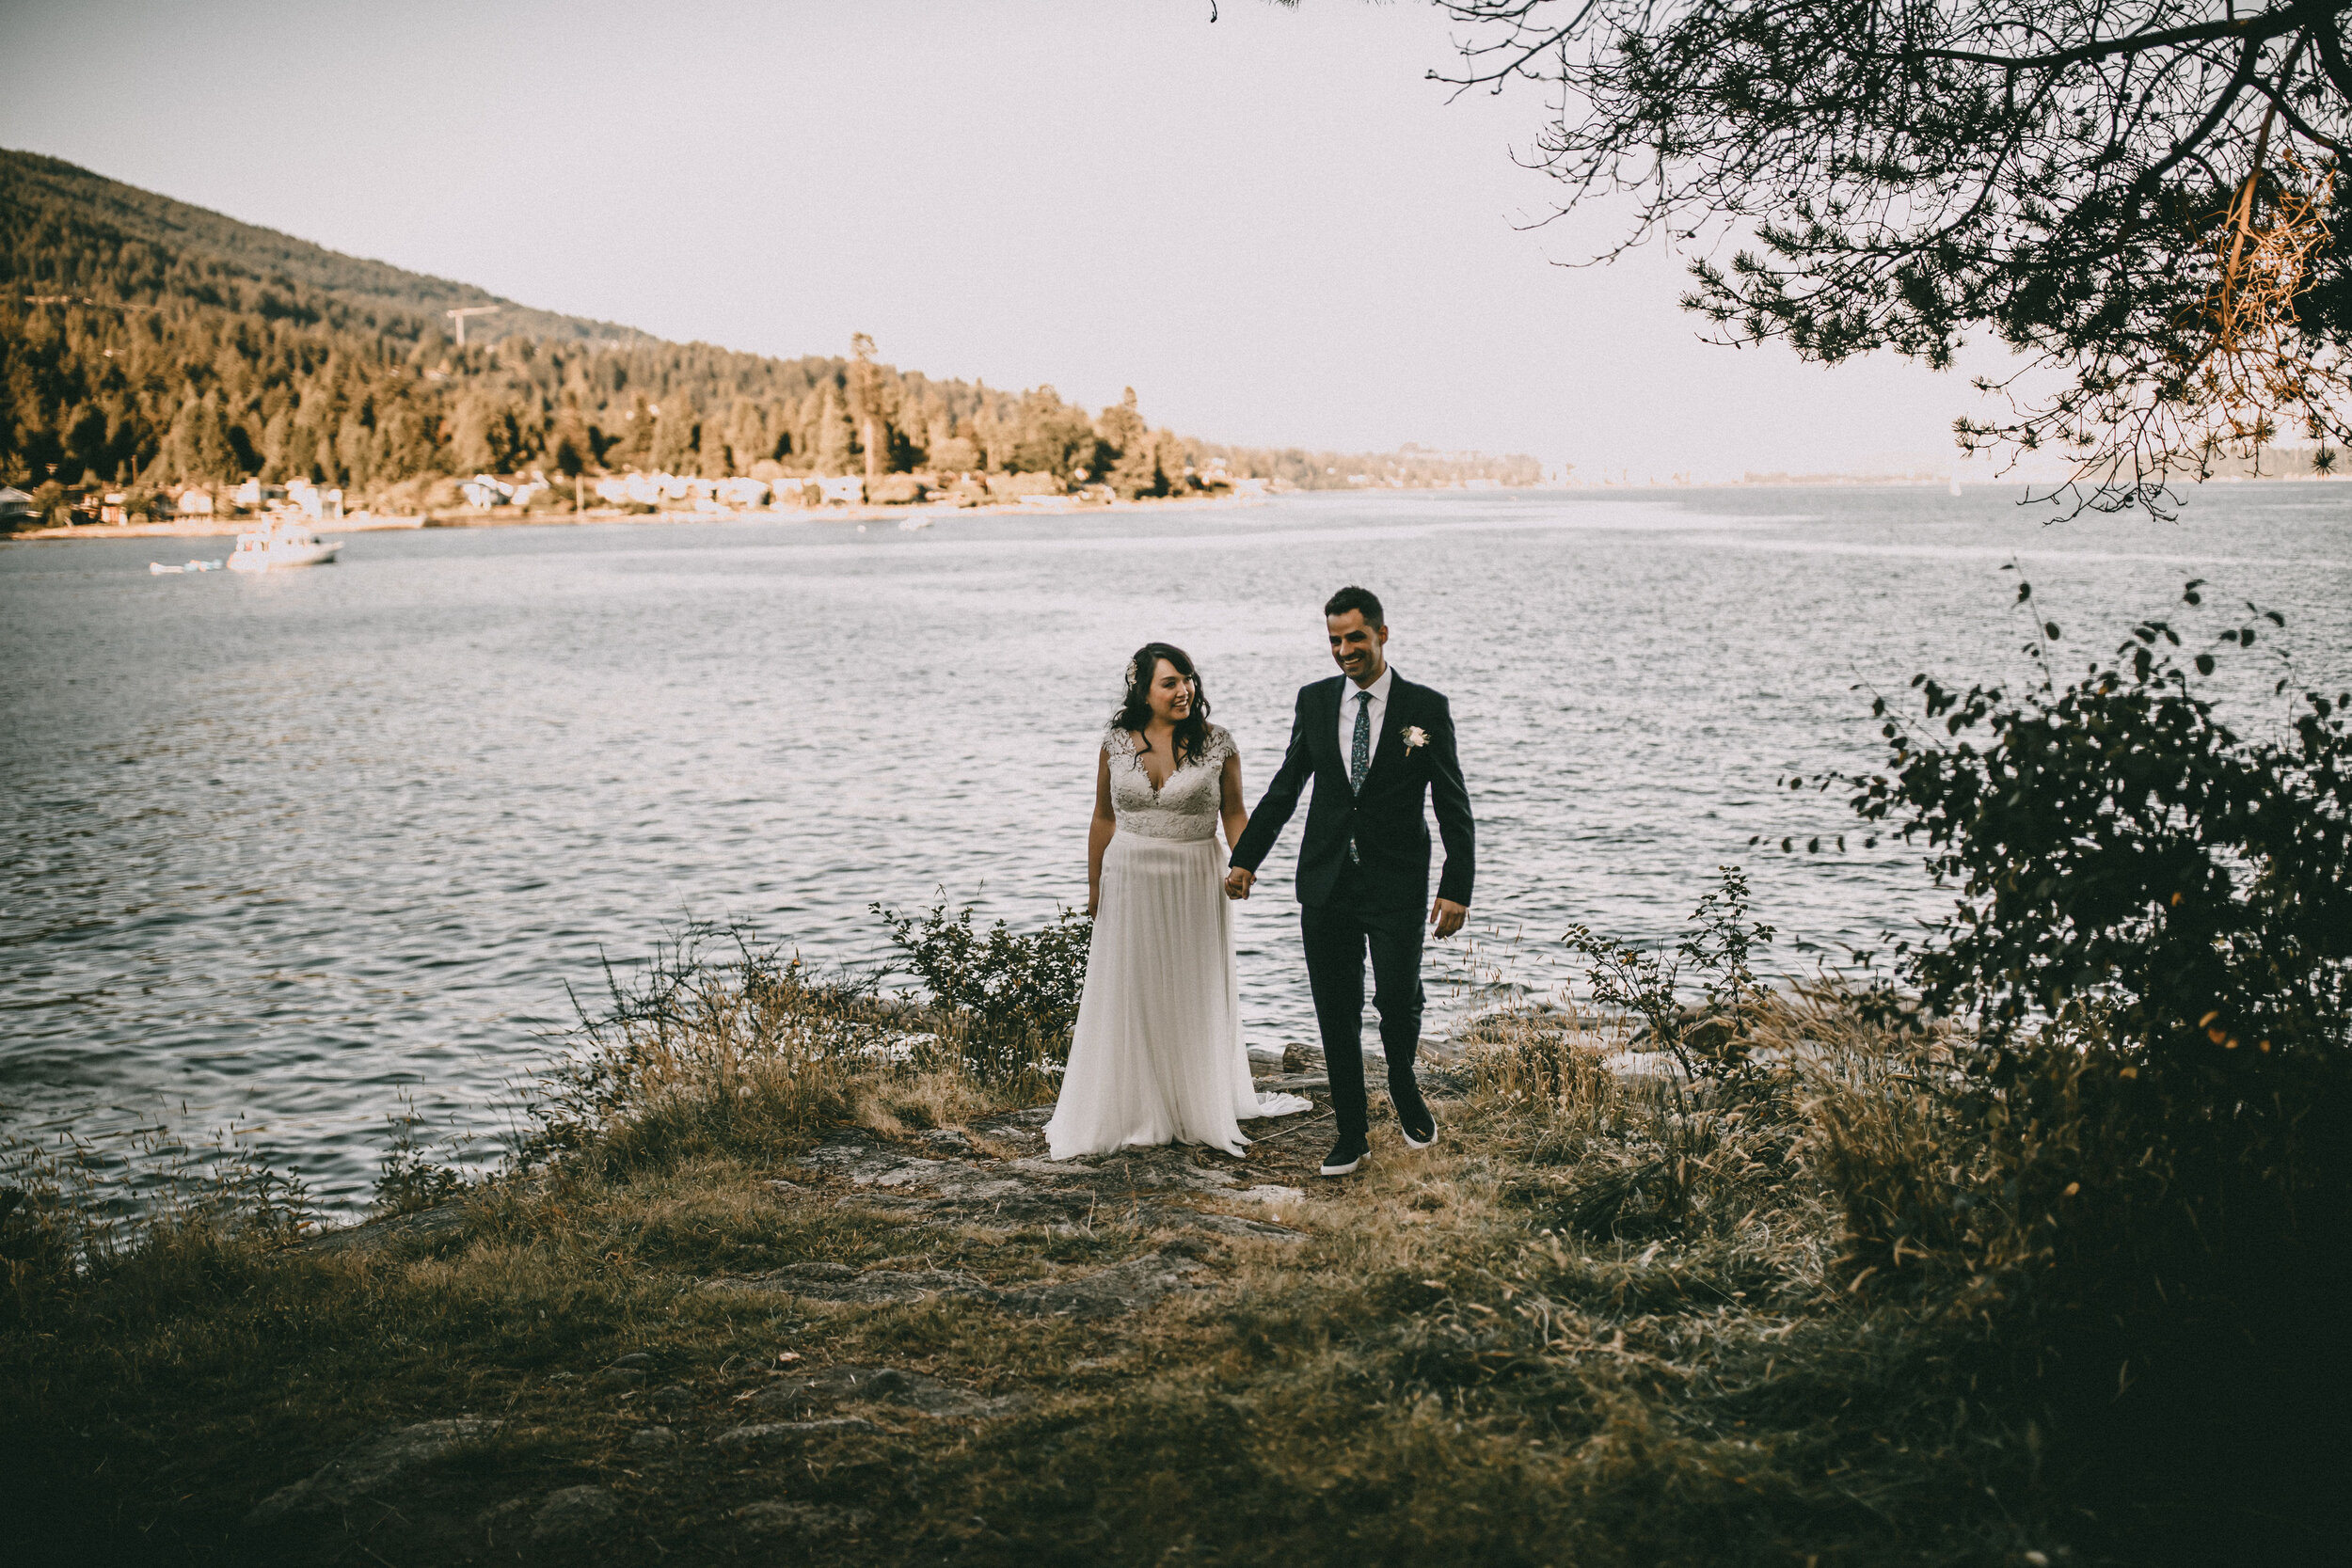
[713,1417,884,1448]
[738,1109,1318,1320]
[788,1116,1313,1243]
[706,1259,987,1303]
[246,1416,502,1524]
[531,1483,619,1543]
[967,1105,1056,1135]
[737,1499,875,1536]
[1174,1210,1307,1243]
[473,1497,533,1533]
[299,1201,469,1257]
[1250,1071,1334,1095]
[746,1363,1012,1420]
[993,1249,1209,1319]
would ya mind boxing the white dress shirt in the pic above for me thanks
[1337,665,1394,776]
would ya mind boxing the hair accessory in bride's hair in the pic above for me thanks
[1123,656,1138,690]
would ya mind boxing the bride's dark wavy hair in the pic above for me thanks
[1113,641,1213,768]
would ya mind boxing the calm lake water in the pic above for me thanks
[6,486,2349,1209]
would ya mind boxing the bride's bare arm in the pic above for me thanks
[1218,751,1249,863]
[1087,747,1116,916]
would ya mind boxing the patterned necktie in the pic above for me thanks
[1350,689,1373,793]
[1348,689,1372,863]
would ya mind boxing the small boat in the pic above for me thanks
[226,521,341,572]
[150,559,224,575]
[1948,476,1963,497]
[898,515,935,531]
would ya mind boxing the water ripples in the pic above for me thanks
[4,485,2346,1209]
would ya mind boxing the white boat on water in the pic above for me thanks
[226,521,341,572]
[150,559,224,575]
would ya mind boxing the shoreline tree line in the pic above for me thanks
[0,150,1539,517]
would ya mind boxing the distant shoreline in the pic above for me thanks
[13,473,2345,545]
[2,490,1269,544]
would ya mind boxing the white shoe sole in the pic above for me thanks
[1401,1126,1436,1150]
[1319,1151,1368,1177]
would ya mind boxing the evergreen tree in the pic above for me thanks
[970,400,1013,473]
[724,397,770,472]
[814,387,854,476]
[1151,430,1192,495]
[610,399,655,469]
[337,412,370,488]
[1010,387,1095,478]
[695,418,730,480]
[451,392,499,473]
[647,400,696,473]
[845,332,899,482]
[1436,0,2352,509]
[1102,388,1157,497]
[0,150,1547,509]
[260,408,293,481]
[549,410,590,478]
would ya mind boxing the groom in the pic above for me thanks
[1225,586,1475,1178]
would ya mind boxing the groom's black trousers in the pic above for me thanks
[1299,868,1424,1140]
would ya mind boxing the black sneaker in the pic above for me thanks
[1319,1133,1371,1177]
[1393,1083,1437,1148]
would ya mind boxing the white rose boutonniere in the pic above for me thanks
[1402,725,1430,752]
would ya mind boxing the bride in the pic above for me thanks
[1045,642,1311,1160]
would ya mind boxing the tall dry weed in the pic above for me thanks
[1462,1011,1618,1119]
[518,924,976,1177]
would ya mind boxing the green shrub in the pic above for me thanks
[871,896,1090,1082]
[1844,577,2350,1065]
[371,1097,470,1217]
[1563,863,1775,1085]
[1804,576,2352,1560]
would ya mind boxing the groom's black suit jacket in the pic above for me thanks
[1231,673,1474,912]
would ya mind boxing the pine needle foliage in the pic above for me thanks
[1436,1,2352,511]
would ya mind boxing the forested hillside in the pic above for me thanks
[0,150,1542,512]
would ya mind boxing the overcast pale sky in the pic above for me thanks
[3,0,2025,479]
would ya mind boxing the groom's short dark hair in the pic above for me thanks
[1325,585,1384,626]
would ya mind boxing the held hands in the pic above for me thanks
[1223,866,1255,901]
[1429,896,1468,940]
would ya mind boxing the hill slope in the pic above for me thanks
[2,149,643,347]
[0,149,1542,513]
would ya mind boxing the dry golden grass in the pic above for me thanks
[6,961,2268,1566]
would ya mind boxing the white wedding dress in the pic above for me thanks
[1045,723,1312,1159]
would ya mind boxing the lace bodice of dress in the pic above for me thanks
[1104,724,1234,842]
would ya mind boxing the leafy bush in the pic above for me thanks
[872,896,1090,1082]
[1563,864,1776,1085]
[371,1096,469,1217]
[1471,877,1813,1246]
[1819,579,2352,1270]
[1844,576,2351,1067]
[1804,577,2352,1560]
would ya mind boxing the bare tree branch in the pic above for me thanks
[1431,0,2352,513]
